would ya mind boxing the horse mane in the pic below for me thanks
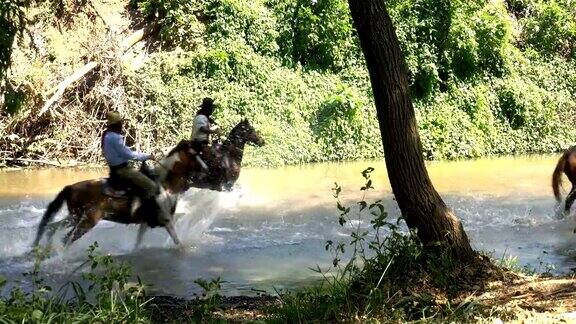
[223,119,249,146]
[230,120,244,132]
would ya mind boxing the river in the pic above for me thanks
[0,155,575,297]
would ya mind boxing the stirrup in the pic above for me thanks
[195,155,209,171]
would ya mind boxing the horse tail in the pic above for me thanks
[553,151,568,202]
[33,185,71,247]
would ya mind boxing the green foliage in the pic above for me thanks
[205,0,279,55]
[3,0,576,164]
[191,277,224,320]
[314,85,381,160]
[0,243,151,323]
[520,0,576,58]
[125,44,382,166]
[3,84,26,115]
[388,0,514,96]
[388,0,453,95]
[0,0,30,80]
[269,0,360,71]
[130,0,205,49]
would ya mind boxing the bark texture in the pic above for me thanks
[348,0,475,260]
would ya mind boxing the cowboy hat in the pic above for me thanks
[199,97,216,109]
[106,111,125,126]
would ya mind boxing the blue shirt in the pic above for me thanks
[102,131,149,167]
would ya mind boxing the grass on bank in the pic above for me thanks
[0,242,225,323]
[0,243,150,323]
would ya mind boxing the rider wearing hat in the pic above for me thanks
[190,97,221,178]
[191,97,220,152]
[102,111,161,226]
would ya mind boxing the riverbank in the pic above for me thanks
[2,255,574,323]
[146,272,576,322]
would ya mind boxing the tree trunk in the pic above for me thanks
[347,0,475,260]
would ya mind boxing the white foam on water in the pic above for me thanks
[210,226,236,233]
[0,187,242,264]
[170,188,244,246]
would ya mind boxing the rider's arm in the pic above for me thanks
[200,125,219,134]
[109,133,150,162]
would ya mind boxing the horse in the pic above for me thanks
[188,118,265,191]
[552,145,576,222]
[32,140,204,250]
[32,118,264,250]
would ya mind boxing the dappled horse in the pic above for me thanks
[32,142,203,249]
[188,118,265,191]
[552,145,576,225]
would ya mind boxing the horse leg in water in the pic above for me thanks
[134,224,148,250]
[165,221,181,246]
[564,186,576,217]
[45,217,71,248]
[63,210,101,245]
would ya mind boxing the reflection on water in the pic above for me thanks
[0,155,575,297]
[0,154,558,200]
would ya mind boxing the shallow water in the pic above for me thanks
[1,155,575,297]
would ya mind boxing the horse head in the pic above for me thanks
[232,118,265,147]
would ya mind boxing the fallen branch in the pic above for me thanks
[122,25,157,51]
[39,24,157,117]
[38,61,99,117]
[0,157,67,167]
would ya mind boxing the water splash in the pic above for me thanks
[172,188,244,246]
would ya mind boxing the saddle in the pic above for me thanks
[102,178,131,198]
[102,162,159,199]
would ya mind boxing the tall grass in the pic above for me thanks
[0,243,151,323]
[0,242,226,323]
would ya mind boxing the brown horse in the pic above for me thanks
[189,118,265,191]
[32,142,203,249]
[552,145,576,220]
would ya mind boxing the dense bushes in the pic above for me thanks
[268,0,360,71]
[520,0,576,58]
[126,45,382,165]
[124,0,575,165]
[2,0,576,166]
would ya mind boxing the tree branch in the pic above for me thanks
[39,24,157,117]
